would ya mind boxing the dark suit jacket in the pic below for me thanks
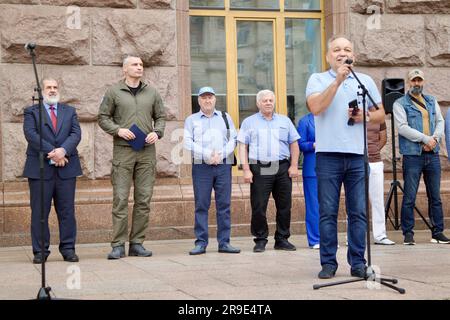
[22,103,82,180]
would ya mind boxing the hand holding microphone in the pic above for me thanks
[336,57,353,83]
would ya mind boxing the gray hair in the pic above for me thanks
[41,78,58,88]
[123,54,142,67]
[256,90,275,104]
[327,34,353,50]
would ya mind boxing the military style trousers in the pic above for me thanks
[110,145,156,247]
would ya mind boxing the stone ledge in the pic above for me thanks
[3,178,450,206]
[2,178,450,246]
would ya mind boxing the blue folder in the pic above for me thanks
[127,124,147,151]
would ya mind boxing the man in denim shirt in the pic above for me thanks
[393,69,449,245]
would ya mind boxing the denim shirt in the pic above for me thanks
[394,94,440,155]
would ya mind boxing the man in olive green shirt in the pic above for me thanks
[98,54,166,259]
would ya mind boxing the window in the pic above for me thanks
[190,16,227,113]
[190,0,324,126]
[285,18,322,125]
[285,0,320,10]
[190,0,224,8]
[230,0,279,10]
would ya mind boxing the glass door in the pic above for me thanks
[235,19,276,125]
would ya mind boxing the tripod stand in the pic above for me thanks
[25,43,53,300]
[313,65,405,294]
[384,113,435,232]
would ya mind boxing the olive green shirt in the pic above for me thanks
[98,80,166,146]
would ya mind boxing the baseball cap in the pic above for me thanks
[408,69,425,81]
[198,86,215,96]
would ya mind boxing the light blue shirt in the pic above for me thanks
[237,112,300,162]
[44,102,58,117]
[306,69,382,154]
[184,109,237,162]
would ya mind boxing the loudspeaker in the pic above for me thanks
[382,78,405,114]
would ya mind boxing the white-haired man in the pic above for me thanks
[238,90,300,253]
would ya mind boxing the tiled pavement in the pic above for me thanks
[1,230,450,300]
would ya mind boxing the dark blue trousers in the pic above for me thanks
[192,163,232,247]
[401,153,444,236]
[316,152,367,271]
[29,175,77,256]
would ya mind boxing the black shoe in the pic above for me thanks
[189,245,206,255]
[129,243,152,257]
[274,240,296,251]
[403,233,415,245]
[107,245,125,259]
[431,232,450,244]
[32,253,48,264]
[63,252,79,262]
[253,241,266,253]
[350,266,367,278]
[218,243,241,254]
[318,265,337,279]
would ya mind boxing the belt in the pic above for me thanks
[250,159,289,167]
[192,158,230,165]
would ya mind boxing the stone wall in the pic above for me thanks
[0,0,182,182]
[0,0,189,246]
[346,1,450,170]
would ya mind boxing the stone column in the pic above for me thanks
[324,0,349,41]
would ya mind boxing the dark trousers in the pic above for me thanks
[249,160,292,244]
[29,175,77,256]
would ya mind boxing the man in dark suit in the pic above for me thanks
[23,78,82,264]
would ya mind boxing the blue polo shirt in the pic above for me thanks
[306,69,381,155]
[237,112,300,162]
[184,109,237,162]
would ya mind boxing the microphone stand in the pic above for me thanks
[26,44,53,300]
[313,64,405,294]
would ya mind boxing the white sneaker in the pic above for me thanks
[374,237,395,245]
[310,244,320,249]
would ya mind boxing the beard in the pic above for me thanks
[43,94,60,105]
[409,86,423,96]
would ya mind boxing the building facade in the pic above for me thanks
[0,0,449,246]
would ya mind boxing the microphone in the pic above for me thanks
[344,58,353,65]
[24,42,36,51]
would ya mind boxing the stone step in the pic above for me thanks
[1,178,450,247]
